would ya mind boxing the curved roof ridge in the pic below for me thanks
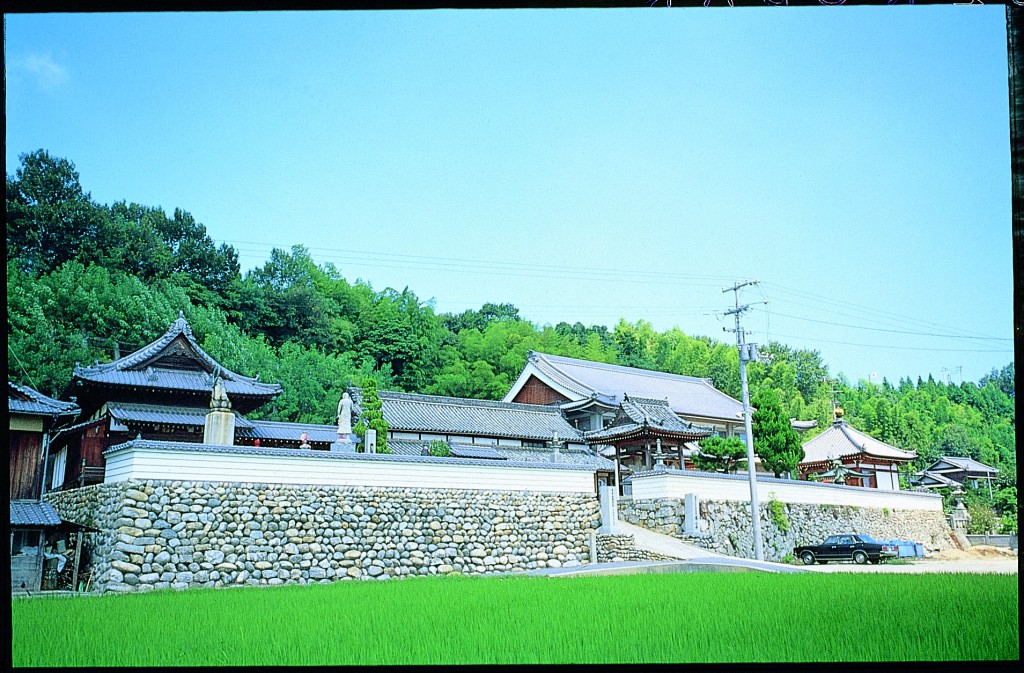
[534,351,713,385]
[73,313,269,387]
[529,351,608,398]
[376,389,568,415]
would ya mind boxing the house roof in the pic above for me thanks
[800,419,917,464]
[504,351,745,424]
[8,381,80,418]
[238,420,341,445]
[584,395,716,444]
[66,313,282,402]
[10,500,63,527]
[351,389,584,443]
[926,456,999,476]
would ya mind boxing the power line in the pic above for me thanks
[767,332,1013,354]
[765,310,1014,342]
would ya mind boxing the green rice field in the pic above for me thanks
[11,572,1019,666]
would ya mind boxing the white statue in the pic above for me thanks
[337,392,353,436]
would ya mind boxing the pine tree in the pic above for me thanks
[752,388,804,477]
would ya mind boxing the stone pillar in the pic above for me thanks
[203,376,235,446]
[684,493,700,535]
[598,484,619,534]
[365,429,377,454]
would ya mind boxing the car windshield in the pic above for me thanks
[858,534,877,543]
[823,536,840,544]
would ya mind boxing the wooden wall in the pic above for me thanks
[511,376,570,406]
[9,431,42,500]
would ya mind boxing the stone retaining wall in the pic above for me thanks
[618,498,685,535]
[620,497,953,562]
[47,480,600,593]
[596,534,678,563]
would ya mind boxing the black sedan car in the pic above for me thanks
[794,534,898,565]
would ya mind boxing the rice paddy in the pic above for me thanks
[11,572,1018,666]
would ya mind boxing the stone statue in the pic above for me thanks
[210,374,231,410]
[337,392,353,436]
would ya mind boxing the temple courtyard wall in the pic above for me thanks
[46,480,601,593]
[620,468,953,562]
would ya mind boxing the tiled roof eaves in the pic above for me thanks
[10,500,64,527]
[531,353,604,398]
[72,315,280,394]
[628,468,943,500]
[103,439,602,472]
[8,382,80,416]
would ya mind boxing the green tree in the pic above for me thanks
[6,149,106,274]
[354,377,390,454]
[751,388,804,477]
[692,435,747,473]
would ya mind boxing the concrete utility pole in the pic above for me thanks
[723,280,767,562]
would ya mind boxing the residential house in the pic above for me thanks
[9,381,80,592]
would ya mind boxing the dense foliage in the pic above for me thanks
[6,150,1017,524]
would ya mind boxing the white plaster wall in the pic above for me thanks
[631,470,941,511]
[103,448,595,494]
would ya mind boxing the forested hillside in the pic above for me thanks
[6,150,1017,530]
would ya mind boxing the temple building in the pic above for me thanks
[349,388,614,476]
[503,351,747,438]
[911,456,999,497]
[47,313,348,490]
[797,410,917,490]
[583,395,715,492]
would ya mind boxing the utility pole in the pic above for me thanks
[723,280,767,562]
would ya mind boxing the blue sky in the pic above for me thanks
[5,7,1014,386]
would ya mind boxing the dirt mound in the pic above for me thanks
[929,545,1016,560]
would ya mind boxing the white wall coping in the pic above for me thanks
[104,439,600,472]
[628,467,943,510]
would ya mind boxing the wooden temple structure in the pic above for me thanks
[48,313,351,491]
[797,410,917,490]
[584,395,715,494]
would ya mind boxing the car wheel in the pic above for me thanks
[800,552,815,565]
[853,551,868,565]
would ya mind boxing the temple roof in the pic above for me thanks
[65,313,281,409]
[925,456,999,476]
[504,351,745,423]
[8,381,80,418]
[585,395,716,444]
[107,402,255,429]
[386,439,614,469]
[800,419,917,464]
[351,389,584,443]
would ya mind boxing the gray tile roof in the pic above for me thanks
[387,438,613,468]
[351,389,584,442]
[70,313,281,399]
[103,439,604,472]
[800,420,917,464]
[11,500,63,527]
[107,402,255,428]
[8,382,80,418]
[585,395,715,443]
[518,352,745,423]
[928,456,999,475]
[238,420,340,444]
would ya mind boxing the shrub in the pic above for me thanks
[428,440,450,457]
[768,496,789,534]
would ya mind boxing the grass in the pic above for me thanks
[11,572,1018,666]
